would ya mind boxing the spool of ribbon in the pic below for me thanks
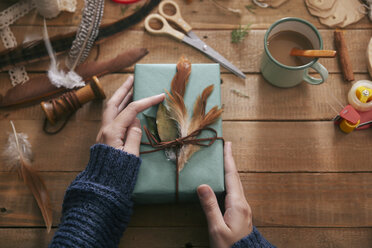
[141,126,224,202]
[41,76,106,134]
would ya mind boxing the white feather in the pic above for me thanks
[3,121,33,170]
[43,19,85,89]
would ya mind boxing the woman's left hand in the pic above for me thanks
[96,75,165,156]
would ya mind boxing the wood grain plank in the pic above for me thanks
[1,28,370,73]
[0,172,371,227]
[3,0,372,29]
[0,227,371,248]
[0,72,365,121]
[0,121,371,172]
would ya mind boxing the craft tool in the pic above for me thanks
[41,76,106,125]
[290,48,337,58]
[334,80,372,133]
[41,76,106,134]
[144,0,245,79]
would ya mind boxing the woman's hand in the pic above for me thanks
[197,142,253,248]
[96,75,165,156]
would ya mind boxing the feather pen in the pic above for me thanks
[0,47,149,108]
[0,0,160,71]
[3,121,52,232]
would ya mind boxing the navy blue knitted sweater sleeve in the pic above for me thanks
[232,226,276,248]
[49,144,141,248]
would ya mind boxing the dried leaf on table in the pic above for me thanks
[2,121,52,232]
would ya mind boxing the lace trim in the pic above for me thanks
[58,0,77,13]
[0,1,35,86]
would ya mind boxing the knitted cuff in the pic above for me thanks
[232,226,275,248]
[78,144,141,195]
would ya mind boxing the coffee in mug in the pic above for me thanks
[267,30,314,67]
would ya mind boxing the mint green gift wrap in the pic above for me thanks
[132,63,224,204]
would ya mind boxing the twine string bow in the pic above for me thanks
[141,126,224,202]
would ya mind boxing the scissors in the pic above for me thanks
[144,0,246,79]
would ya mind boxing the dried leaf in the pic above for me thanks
[156,103,178,142]
[143,113,159,140]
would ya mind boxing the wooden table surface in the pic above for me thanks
[1,0,372,247]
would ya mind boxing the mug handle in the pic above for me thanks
[303,62,328,85]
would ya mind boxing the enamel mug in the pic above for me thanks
[260,17,329,88]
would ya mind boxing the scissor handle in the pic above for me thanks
[158,0,192,33]
[144,14,185,41]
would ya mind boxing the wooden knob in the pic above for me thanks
[41,76,106,125]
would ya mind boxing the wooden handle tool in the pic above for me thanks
[290,48,337,58]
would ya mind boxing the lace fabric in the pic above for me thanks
[0,0,35,86]
[0,0,77,86]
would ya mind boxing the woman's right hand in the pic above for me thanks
[197,142,253,248]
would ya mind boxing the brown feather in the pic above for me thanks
[20,161,53,233]
[5,121,52,232]
[165,89,189,138]
[178,86,223,171]
[170,57,191,97]
[189,84,214,132]
[163,58,222,171]
[0,48,148,108]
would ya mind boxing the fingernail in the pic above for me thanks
[197,185,211,199]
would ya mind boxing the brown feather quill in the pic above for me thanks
[164,57,222,171]
[0,48,149,108]
[3,121,52,232]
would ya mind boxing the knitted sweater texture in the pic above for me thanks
[49,144,275,248]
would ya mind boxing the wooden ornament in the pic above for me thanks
[305,0,365,28]
[306,0,335,11]
[319,3,346,27]
[41,76,106,125]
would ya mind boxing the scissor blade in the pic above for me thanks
[183,35,246,79]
